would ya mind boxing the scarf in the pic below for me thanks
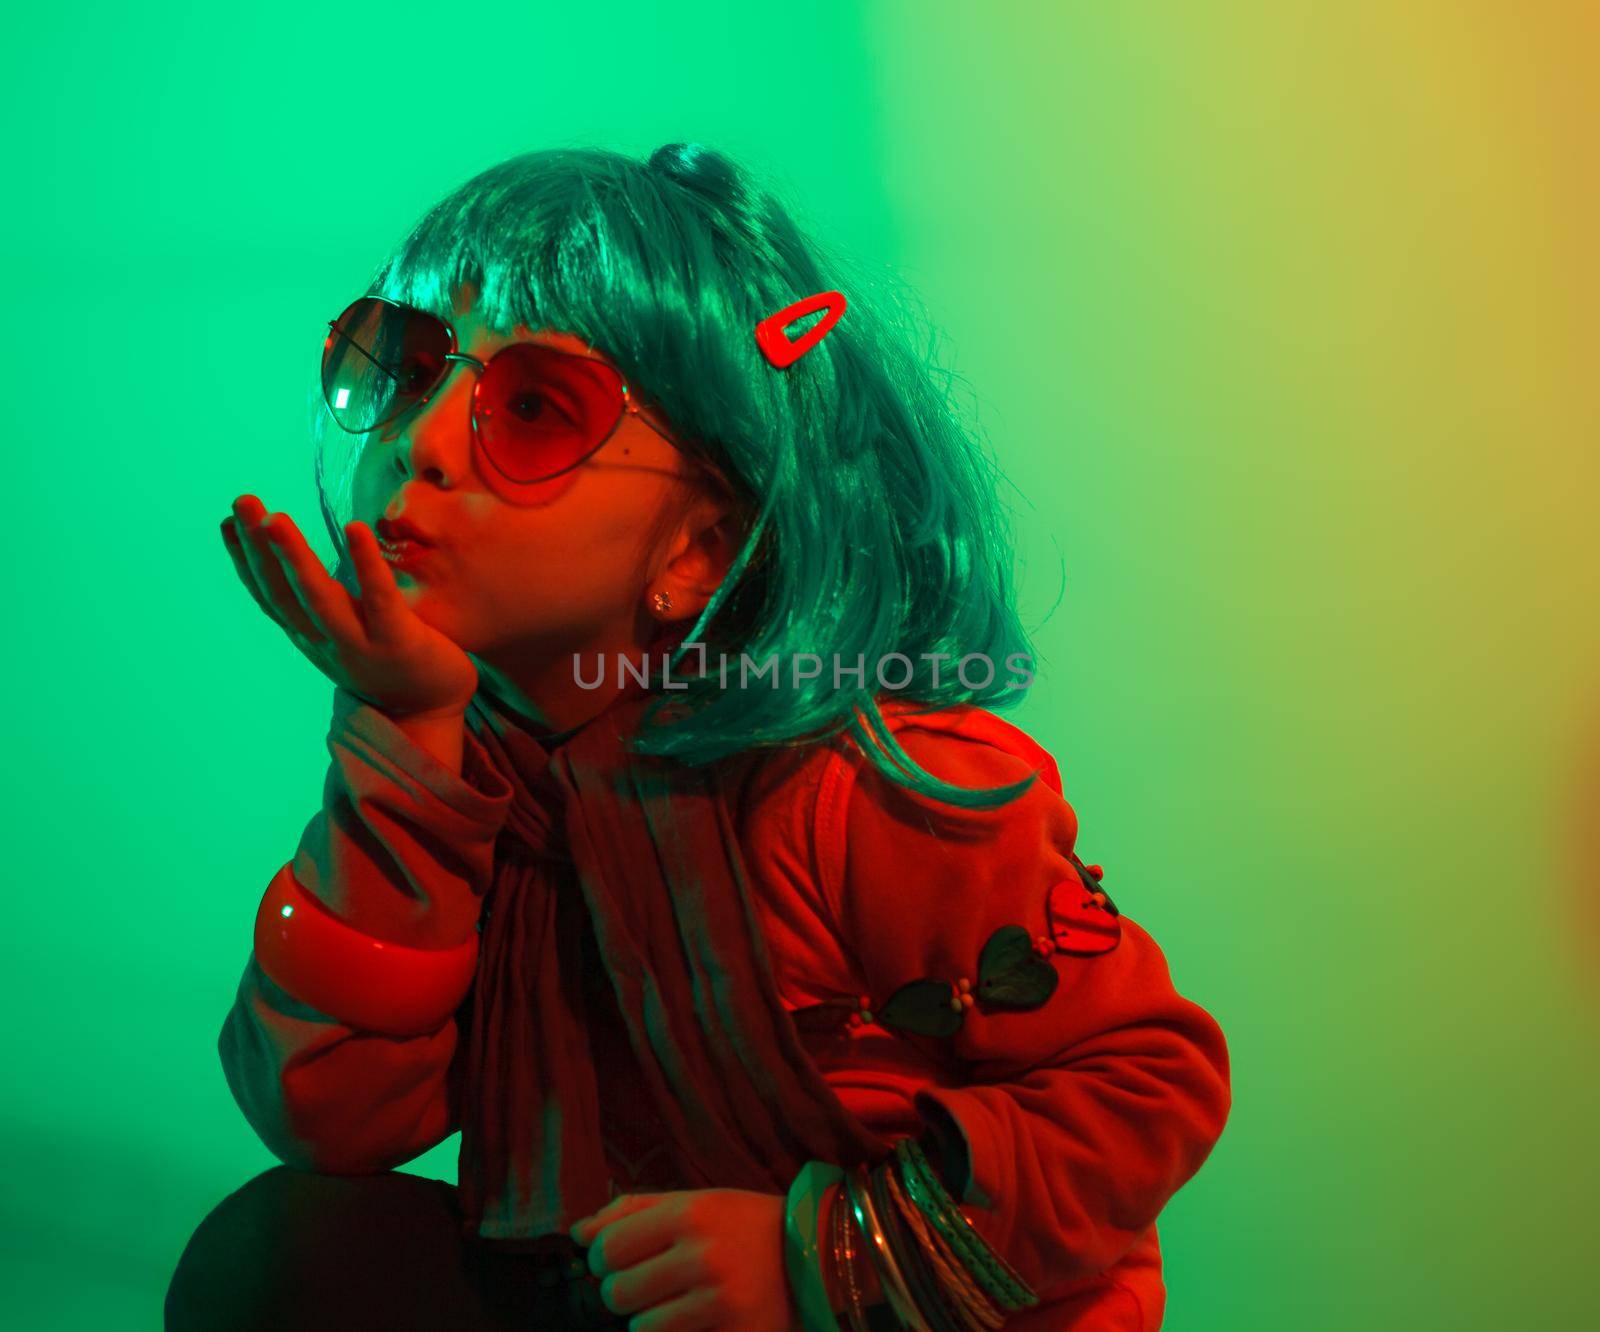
[453,681,894,1243]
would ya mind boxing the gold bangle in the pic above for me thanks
[846,1163,933,1332]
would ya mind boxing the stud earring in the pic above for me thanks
[651,590,672,614]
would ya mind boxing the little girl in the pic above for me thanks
[166,143,1230,1331]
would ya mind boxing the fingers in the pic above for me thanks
[576,1194,673,1271]
[226,496,326,642]
[591,1243,700,1321]
[220,516,287,631]
[344,521,409,637]
[266,514,364,644]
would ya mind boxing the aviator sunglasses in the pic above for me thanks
[321,295,697,487]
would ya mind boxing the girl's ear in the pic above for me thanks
[703,506,749,577]
[659,491,748,603]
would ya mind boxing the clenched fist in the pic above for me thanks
[570,1188,801,1332]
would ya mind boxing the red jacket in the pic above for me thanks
[220,691,1231,1330]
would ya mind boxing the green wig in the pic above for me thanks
[311,142,1040,811]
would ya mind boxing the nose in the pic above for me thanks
[383,356,482,489]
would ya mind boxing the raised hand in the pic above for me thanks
[221,494,478,720]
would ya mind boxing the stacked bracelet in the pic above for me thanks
[845,1163,933,1332]
[894,1140,1039,1315]
[786,1137,1042,1331]
[883,1167,1003,1331]
[868,1155,965,1332]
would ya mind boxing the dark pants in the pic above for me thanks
[164,1165,627,1331]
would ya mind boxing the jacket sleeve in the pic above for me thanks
[218,686,513,1174]
[830,722,1232,1302]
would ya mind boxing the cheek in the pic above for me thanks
[504,478,671,580]
[349,450,389,525]
[473,501,663,627]
[483,528,642,609]
[479,465,584,509]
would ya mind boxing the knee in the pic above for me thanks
[163,1165,362,1331]
[164,1165,460,1332]
[167,1166,325,1331]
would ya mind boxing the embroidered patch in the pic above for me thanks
[1069,850,1119,915]
[1046,853,1122,956]
[794,851,1123,1040]
[976,925,1060,1008]
[878,978,966,1038]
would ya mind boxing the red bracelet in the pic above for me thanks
[253,865,479,1037]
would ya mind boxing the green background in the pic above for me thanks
[5,2,1597,1327]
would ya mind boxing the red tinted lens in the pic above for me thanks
[321,297,453,432]
[475,344,626,484]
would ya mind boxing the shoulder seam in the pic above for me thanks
[877,704,1063,797]
[812,708,1061,927]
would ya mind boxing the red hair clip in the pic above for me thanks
[754,290,847,368]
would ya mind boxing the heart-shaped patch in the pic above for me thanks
[877,978,966,1038]
[976,924,1061,1010]
[1047,862,1122,955]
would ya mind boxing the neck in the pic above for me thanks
[472,620,679,737]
